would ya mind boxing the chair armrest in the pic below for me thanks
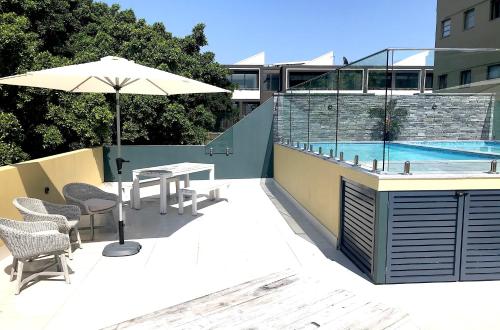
[95,190,118,201]
[6,220,59,233]
[9,230,69,259]
[23,213,71,233]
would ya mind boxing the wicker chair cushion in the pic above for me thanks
[84,198,116,212]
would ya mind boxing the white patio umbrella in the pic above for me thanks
[0,56,230,257]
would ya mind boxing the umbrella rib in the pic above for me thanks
[119,78,131,87]
[95,76,115,88]
[146,78,169,95]
[121,78,140,89]
[69,76,93,92]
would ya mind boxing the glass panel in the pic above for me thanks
[460,70,472,85]
[442,19,451,38]
[491,0,500,20]
[205,126,233,155]
[230,73,245,88]
[487,64,500,80]
[339,70,363,90]
[464,9,475,30]
[227,70,259,90]
[385,48,500,174]
[368,70,391,90]
[277,48,500,175]
[395,71,419,89]
[288,71,328,89]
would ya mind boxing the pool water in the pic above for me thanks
[405,141,500,155]
[309,141,499,164]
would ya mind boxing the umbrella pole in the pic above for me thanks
[102,88,142,257]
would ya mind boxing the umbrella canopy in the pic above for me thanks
[0,56,230,95]
[0,56,230,257]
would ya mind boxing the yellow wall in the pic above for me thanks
[274,144,500,238]
[0,147,104,246]
[274,144,379,237]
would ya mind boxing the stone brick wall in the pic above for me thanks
[274,93,495,142]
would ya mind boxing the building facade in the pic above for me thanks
[224,51,434,123]
[435,0,500,89]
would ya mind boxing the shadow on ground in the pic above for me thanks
[261,179,370,282]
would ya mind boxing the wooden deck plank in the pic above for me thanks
[104,270,296,330]
[105,271,416,330]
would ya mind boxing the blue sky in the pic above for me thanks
[101,0,437,65]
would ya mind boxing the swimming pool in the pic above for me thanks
[403,141,500,155]
[308,141,499,164]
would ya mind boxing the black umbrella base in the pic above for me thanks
[102,241,142,257]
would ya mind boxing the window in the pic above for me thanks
[441,19,451,37]
[491,0,500,20]
[438,74,448,90]
[288,71,327,88]
[394,71,419,89]
[227,70,259,90]
[464,9,475,30]
[368,71,392,90]
[460,70,472,85]
[487,64,500,79]
[338,70,363,90]
[425,71,434,89]
[263,73,280,91]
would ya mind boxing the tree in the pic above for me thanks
[368,99,408,141]
[0,0,233,166]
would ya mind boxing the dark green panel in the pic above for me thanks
[104,99,274,181]
[373,191,388,284]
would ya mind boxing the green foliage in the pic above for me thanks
[0,0,233,166]
[368,100,408,141]
[0,112,29,163]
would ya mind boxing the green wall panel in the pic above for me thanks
[104,98,274,181]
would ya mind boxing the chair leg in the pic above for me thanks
[175,180,180,199]
[178,191,184,215]
[10,257,17,281]
[15,260,24,295]
[67,245,73,260]
[215,188,221,200]
[75,228,82,248]
[60,254,70,284]
[90,214,95,241]
[192,193,198,216]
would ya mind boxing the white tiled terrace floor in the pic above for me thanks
[1,178,500,329]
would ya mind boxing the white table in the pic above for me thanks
[131,162,215,214]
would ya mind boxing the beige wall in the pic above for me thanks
[274,144,500,238]
[0,147,104,246]
[274,144,378,238]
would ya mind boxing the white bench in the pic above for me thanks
[178,181,230,215]
[130,177,180,210]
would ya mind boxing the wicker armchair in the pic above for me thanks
[0,218,70,294]
[63,183,117,240]
[13,197,81,259]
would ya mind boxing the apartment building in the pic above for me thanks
[224,51,433,119]
[435,0,500,89]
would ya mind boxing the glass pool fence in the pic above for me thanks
[275,48,500,174]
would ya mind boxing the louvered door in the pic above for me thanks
[340,180,377,277]
[461,190,500,281]
[386,191,463,284]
